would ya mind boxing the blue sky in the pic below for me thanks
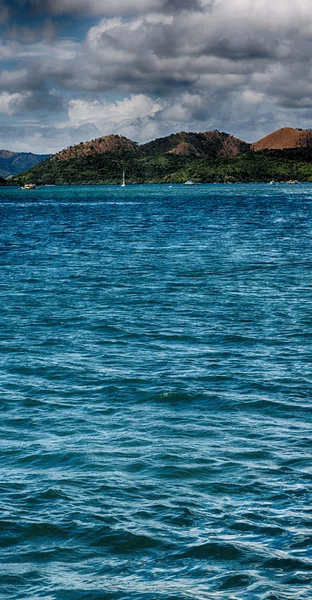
[0,0,311,153]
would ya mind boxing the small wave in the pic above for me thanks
[217,573,255,590]
[178,541,245,561]
[87,527,165,554]
[230,521,285,537]
[263,555,312,571]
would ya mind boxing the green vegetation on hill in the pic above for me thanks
[10,148,312,185]
[9,132,312,185]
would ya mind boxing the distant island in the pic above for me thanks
[7,127,312,185]
[0,150,51,181]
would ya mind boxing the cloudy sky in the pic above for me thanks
[0,0,311,153]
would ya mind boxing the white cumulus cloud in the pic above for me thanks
[68,94,164,140]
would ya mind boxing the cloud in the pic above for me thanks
[0,91,33,115]
[67,94,164,141]
[1,0,312,152]
[68,94,163,125]
[3,2,312,101]
[0,89,63,116]
[0,0,9,24]
[6,19,58,43]
[29,0,204,17]
[0,122,101,154]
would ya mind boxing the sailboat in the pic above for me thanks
[121,169,125,187]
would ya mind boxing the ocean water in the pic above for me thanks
[0,183,311,600]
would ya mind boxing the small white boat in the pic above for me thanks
[121,170,125,187]
[184,179,196,185]
[21,183,38,190]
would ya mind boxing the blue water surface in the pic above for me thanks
[0,183,311,599]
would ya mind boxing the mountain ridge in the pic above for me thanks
[0,150,51,178]
[9,127,312,185]
[49,127,312,161]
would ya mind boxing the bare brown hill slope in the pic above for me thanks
[252,127,312,151]
[54,135,138,161]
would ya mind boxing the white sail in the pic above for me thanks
[121,169,125,187]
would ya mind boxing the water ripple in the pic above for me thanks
[0,184,311,599]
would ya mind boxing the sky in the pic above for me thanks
[0,0,311,154]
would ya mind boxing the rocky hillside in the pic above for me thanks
[0,150,50,178]
[252,127,312,151]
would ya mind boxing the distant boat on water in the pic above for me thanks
[121,170,126,187]
[21,183,38,190]
[184,179,197,186]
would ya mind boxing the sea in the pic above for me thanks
[0,183,311,600]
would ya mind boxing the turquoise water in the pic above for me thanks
[0,184,311,599]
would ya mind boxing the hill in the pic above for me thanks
[0,150,51,178]
[10,131,251,185]
[9,128,312,185]
[252,127,312,151]
[141,130,250,157]
[54,134,139,161]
